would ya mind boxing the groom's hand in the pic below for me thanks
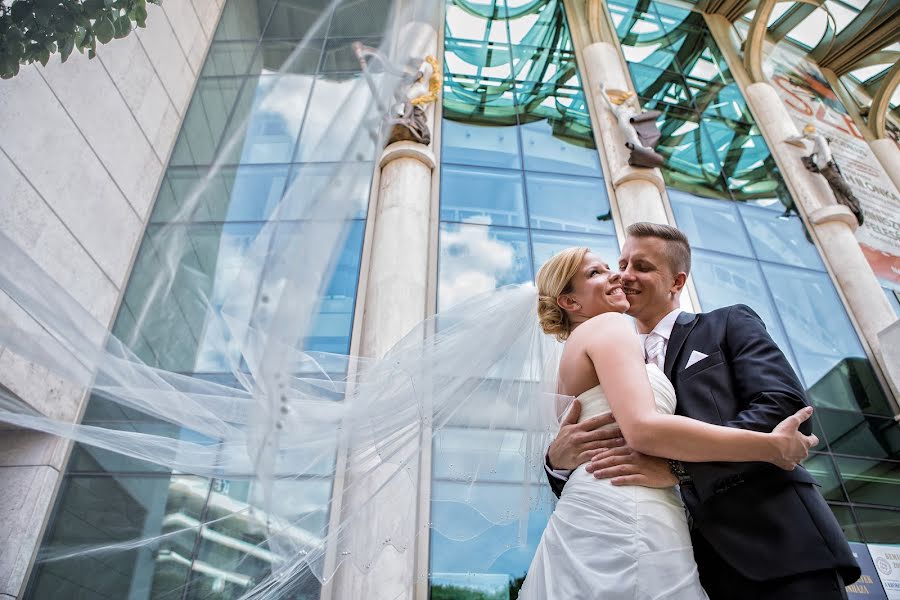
[586,447,677,488]
[547,400,624,471]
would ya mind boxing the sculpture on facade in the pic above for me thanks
[785,123,864,225]
[354,42,441,147]
[599,84,665,169]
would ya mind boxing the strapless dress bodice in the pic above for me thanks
[576,363,676,423]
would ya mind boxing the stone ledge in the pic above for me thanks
[612,166,666,194]
[808,205,860,231]
[379,141,436,170]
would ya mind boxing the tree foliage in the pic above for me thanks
[0,0,161,79]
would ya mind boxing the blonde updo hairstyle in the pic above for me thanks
[536,247,590,341]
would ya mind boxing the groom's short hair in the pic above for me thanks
[626,222,691,276]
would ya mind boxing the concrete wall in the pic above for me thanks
[0,0,223,596]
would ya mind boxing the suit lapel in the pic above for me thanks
[664,311,699,379]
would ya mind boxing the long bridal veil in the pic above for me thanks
[0,0,570,596]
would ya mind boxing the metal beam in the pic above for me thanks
[742,0,776,83]
[869,59,900,139]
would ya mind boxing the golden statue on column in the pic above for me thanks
[354,42,441,147]
[600,83,665,169]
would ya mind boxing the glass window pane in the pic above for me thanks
[441,166,526,227]
[816,408,900,460]
[438,224,531,310]
[689,249,796,371]
[186,477,332,598]
[804,355,893,417]
[738,204,825,270]
[202,41,260,77]
[441,120,522,170]
[760,263,869,390]
[283,162,373,221]
[304,219,365,353]
[835,456,900,509]
[628,63,690,106]
[828,504,864,542]
[446,2,508,42]
[170,78,245,167]
[255,39,324,75]
[153,165,291,223]
[669,190,754,258]
[696,81,754,124]
[294,74,379,163]
[328,0,393,37]
[526,172,612,234]
[221,75,314,165]
[519,120,602,176]
[885,287,900,317]
[854,507,900,543]
[69,421,215,474]
[804,453,847,501]
[531,230,620,275]
[263,0,332,40]
[431,478,553,595]
[320,36,381,73]
[215,0,276,41]
[26,475,207,599]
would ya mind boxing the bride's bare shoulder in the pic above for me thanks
[568,312,632,344]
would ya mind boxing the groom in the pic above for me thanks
[545,222,860,598]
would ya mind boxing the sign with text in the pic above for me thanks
[869,544,900,599]
[764,42,900,291]
[847,542,888,599]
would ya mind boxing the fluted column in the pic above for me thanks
[870,138,900,193]
[745,81,897,391]
[324,23,437,600]
[581,41,669,228]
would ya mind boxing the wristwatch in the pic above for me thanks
[667,459,693,485]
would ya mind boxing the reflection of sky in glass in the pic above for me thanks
[438,222,531,311]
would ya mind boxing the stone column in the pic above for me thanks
[870,138,900,193]
[581,41,669,228]
[745,82,897,384]
[324,24,437,600]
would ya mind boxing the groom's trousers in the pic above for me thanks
[692,529,849,600]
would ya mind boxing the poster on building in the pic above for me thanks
[764,42,900,291]
[869,544,900,598]
[846,542,889,599]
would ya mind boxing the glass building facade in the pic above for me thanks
[25,0,384,597]
[17,0,900,598]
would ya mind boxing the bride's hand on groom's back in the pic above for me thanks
[548,400,624,470]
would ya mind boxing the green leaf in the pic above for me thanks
[82,0,104,18]
[38,46,49,65]
[11,2,33,22]
[93,15,114,43]
[59,33,74,62]
[129,2,147,27]
[113,14,130,38]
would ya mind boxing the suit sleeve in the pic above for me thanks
[545,452,567,498]
[681,305,815,501]
[722,304,811,435]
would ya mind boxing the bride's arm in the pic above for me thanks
[579,313,816,469]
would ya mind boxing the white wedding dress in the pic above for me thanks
[520,364,709,599]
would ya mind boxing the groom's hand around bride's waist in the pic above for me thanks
[586,447,678,488]
[548,400,625,471]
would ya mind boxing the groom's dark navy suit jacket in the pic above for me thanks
[548,304,860,584]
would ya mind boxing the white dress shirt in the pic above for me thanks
[546,308,685,481]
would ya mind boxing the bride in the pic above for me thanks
[518,247,817,599]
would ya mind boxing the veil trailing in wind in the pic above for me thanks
[0,0,571,596]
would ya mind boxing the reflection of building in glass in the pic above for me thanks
[1,0,899,598]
